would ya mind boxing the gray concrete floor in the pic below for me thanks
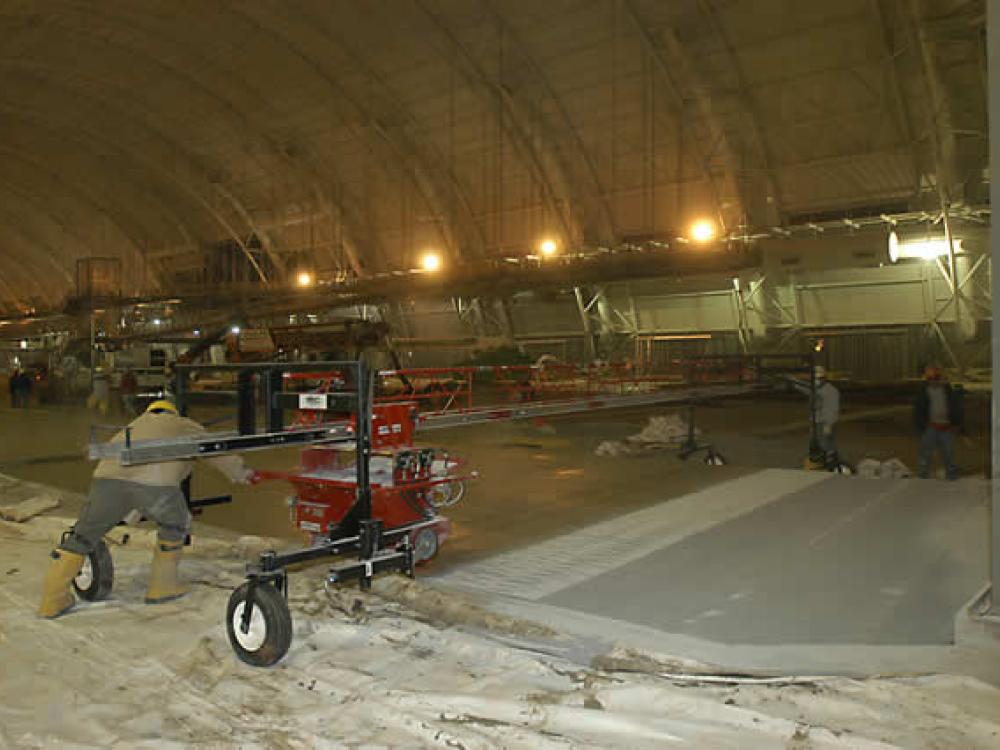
[543,474,988,646]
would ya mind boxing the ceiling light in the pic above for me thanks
[296,271,314,287]
[421,252,441,272]
[231,325,241,335]
[690,220,716,243]
[888,231,962,262]
[539,239,558,257]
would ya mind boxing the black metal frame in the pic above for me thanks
[172,361,421,640]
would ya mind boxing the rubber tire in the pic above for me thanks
[226,582,293,668]
[412,527,439,564]
[73,539,114,602]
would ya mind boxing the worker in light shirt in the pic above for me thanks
[913,366,964,480]
[39,398,261,618]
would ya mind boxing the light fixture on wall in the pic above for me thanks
[296,271,314,288]
[539,238,558,257]
[421,252,441,272]
[689,219,717,243]
[888,230,963,262]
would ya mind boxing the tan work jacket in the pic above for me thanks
[93,411,250,487]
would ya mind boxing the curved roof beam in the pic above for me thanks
[695,0,785,224]
[869,0,924,197]
[902,0,960,201]
[0,107,203,265]
[63,0,383,274]
[219,1,470,265]
[481,0,617,246]
[270,0,491,260]
[0,188,80,283]
[620,0,744,230]
[0,145,153,267]
[0,166,153,272]
[0,9,347,279]
[0,219,69,298]
[410,0,578,250]
[0,92,274,284]
[8,4,378,275]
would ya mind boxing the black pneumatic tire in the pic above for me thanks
[226,582,293,667]
[73,539,114,602]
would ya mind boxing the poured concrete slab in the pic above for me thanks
[543,475,988,645]
[437,470,988,650]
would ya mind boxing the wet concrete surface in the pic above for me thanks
[542,474,988,645]
[0,390,990,555]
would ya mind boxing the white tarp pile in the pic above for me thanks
[595,414,696,457]
[2,510,1000,748]
[856,458,913,479]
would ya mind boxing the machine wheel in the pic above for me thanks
[226,582,293,667]
[412,527,439,564]
[427,480,465,509]
[73,539,114,602]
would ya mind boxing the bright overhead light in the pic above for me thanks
[888,231,962,262]
[539,239,558,257]
[296,271,314,288]
[421,252,441,272]
[152,318,161,326]
[230,325,241,335]
[19,340,27,350]
[690,219,716,243]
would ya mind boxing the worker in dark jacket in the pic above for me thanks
[913,366,963,480]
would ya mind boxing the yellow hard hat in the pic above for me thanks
[145,399,178,415]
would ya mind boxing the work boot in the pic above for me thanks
[38,549,85,618]
[145,539,189,604]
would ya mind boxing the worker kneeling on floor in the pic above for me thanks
[39,398,260,618]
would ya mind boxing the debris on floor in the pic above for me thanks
[856,457,913,479]
[0,493,60,523]
[2,505,1000,747]
[595,414,697,457]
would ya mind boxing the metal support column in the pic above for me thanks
[574,286,597,361]
[989,0,1000,615]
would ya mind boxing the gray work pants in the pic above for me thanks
[816,424,837,458]
[917,428,958,480]
[62,478,191,554]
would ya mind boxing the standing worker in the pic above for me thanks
[913,366,964,480]
[789,365,841,469]
[38,398,261,618]
[811,366,841,468]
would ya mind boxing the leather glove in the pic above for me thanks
[243,469,264,486]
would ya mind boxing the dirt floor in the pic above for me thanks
[0,388,990,558]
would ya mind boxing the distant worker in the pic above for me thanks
[790,365,841,469]
[120,369,139,416]
[913,366,964,480]
[38,399,261,618]
[811,366,841,467]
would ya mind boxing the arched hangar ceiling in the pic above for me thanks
[0,0,987,313]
